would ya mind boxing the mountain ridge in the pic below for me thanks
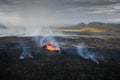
[54,22,120,33]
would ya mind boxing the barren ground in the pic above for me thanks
[0,35,120,80]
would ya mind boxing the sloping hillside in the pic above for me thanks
[54,22,120,33]
[55,27,107,33]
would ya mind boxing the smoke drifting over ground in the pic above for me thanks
[19,41,33,59]
[0,0,66,37]
[0,25,65,37]
[75,43,104,63]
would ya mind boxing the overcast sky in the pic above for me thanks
[0,0,120,27]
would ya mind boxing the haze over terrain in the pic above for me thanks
[0,0,120,26]
[0,0,120,36]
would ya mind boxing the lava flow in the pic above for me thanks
[44,44,60,52]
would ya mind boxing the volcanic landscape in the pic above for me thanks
[0,32,120,80]
[0,0,120,79]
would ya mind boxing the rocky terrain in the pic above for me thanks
[0,36,120,80]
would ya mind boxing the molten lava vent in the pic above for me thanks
[43,44,60,52]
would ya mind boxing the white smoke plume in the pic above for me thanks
[75,43,104,63]
[19,41,33,59]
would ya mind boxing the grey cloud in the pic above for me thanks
[0,0,13,5]
[0,0,120,26]
[87,5,120,14]
[64,0,120,7]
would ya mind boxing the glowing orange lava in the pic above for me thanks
[45,44,59,51]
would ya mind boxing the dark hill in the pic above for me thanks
[54,22,120,33]
[0,24,7,29]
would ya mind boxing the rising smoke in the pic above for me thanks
[75,43,104,63]
[19,41,33,59]
[0,0,67,37]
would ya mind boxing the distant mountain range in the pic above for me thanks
[72,22,120,28]
[55,22,120,33]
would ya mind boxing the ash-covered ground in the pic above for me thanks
[0,35,120,80]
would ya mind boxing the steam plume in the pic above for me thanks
[75,43,104,63]
[19,41,33,59]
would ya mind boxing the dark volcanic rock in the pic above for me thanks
[0,47,120,80]
[0,37,120,80]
